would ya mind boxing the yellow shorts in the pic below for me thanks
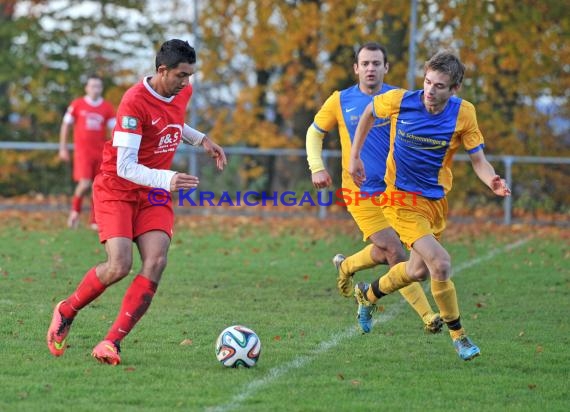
[346,194,391,241]
[380,186,447,248]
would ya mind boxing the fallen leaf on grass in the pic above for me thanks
[180,339,193,346]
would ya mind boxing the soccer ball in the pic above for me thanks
[215,325,261,368]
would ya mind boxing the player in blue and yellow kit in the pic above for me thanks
[349,50,511,360]
[306,42,442,334]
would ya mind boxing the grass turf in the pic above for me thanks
[0,212,568,411]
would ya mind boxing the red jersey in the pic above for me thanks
[100,77,193,190]
[64,97,115,158]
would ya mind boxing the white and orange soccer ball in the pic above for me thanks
[215,325,261,368]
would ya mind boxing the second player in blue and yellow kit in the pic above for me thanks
[350,50,511,360]
[311,82,397,201]
[306,42,442,334]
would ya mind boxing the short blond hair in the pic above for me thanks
[424,51,465,88]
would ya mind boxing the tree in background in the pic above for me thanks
[6,0,168,142]
[196,1,412,191]
[194,0,568,211]
[0,0,167,195]
[1,0,568,213]
[0,0,18,139]
[423,0,569,212]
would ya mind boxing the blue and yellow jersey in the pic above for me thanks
[372,89,484,199]
[312,84,397,194]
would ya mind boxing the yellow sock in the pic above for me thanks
[375,262,413,297]
[342,244,375,274]
[449,329,465,341]
[398,282,435,322]
[431,278,463,338]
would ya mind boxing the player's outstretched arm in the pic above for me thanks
[469,150,511,197]
[311,170,333,190]
[348,102,375,187]
[306,125,332,189]
[181,123,227,171]
[58,122,71,162]
[169,173,200,191]
[489,175,511,197]
[201,137,227,171]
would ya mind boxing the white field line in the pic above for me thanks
[208,237,532,412]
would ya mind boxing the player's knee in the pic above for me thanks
[383,243,406,266]
[142,255,168,277]
[76,180,92,195]
[408,265,429,281]
[431,257,451,278]
[370,245,388,265]
[104,258,132,281]
[390,245,407,262]
[414,267,429,281]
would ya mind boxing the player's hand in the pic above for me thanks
[59,147,70,162]
[202,137,227,171]
[490,175,511,197]
[348,157,366,187]
[312,170,332,189]
[170,173,199,191]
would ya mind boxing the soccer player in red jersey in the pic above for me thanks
[47,39,227,365]
[59,74,116,230]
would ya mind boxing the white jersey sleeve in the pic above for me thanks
[113,131,176,190]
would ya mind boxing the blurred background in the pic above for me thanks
[0,0,568,224]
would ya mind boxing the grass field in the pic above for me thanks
[0,211,569,412]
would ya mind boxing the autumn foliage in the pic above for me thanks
[0,1,568,213]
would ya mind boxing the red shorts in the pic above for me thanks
[93,173,174,243]
[73,148,103,181]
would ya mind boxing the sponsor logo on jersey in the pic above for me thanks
[154,125,182,154]
[397,128,448,150]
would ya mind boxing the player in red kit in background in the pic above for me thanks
[59,74,116,230]
[47,39,227,365]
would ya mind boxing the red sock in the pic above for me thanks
[71,196,82,213]
[105,275,158,344]
[59,267,106,319]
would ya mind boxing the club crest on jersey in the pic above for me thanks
[121,116,138,130]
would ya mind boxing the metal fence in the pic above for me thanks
[1,141,569,225]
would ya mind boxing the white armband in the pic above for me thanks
[63,112,75,125]
[182,123,206,146]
